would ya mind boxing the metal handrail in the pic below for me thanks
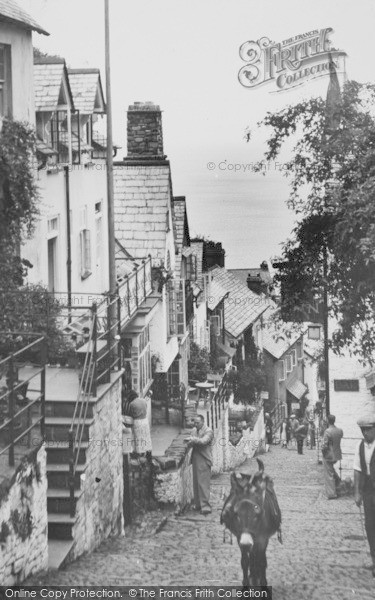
[0,335,46,467]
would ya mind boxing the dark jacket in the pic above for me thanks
[359,440,375,491]
[322,425,343,462]
[295,423,308,441]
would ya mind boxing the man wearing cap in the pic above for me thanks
[354,411,375,576]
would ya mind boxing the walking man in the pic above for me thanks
[354,410,375,577]
[185,415,214,515]
[322,414,343,499]
[295,418,308,455]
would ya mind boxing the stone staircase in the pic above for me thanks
[44,395,97,565]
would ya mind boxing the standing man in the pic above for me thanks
[185,415,214,515]
[322,414,343,499]
[354,410,375,577]
[295,418,308,455]
[264,412,273,452]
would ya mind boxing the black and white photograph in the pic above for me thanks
[1,0,375,597]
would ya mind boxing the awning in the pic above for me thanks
[366,370,375,390]
[36,140,58,156]
[287,379,308,401]
[217,340,236,358]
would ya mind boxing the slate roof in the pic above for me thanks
[207,276,227,311]
[34,60,74,112]
[262,321,301,359]
[113,164,172,266]
[229,267,273,288]
[209,266,269,338]
[68,69,106,115]
[0,0,48,35]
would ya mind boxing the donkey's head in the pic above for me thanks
[230,459,268,548]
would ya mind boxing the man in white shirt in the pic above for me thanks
[353,412,375,577]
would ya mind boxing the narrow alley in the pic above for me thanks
[27,444,374,599]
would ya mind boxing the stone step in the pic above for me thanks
[47,463,86,490]
[45,417,93,443]
[45,398,96,419]
[48,513,75,540]
[46,441,88,465]
[48,539,74,570]
[47,488,82,513]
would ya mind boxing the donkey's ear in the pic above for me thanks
[256,458,264,473]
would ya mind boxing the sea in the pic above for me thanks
[171,158,296,270]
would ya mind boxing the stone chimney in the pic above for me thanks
[127,102,166,160]
[246,274,263,295]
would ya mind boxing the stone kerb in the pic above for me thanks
[0,445,48,584]
[71,374,124,560]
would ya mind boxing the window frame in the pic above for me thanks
[0,44,12,118]
[278,359,286,382]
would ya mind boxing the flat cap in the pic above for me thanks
[357,405,375,427]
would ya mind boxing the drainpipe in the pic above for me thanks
[64,166,72,320]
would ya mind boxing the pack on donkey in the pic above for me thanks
[221,459,282,587]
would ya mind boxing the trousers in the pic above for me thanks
[192,452,211,510]
[363,486,375,558]
[323,459,340,498]
[297,439,304,454]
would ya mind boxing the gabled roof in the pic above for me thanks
[207,276,228,311]
[0,0,48,35]
[68,69,106,115]
[210,266,269,338]
[34,59,74,112]
[113,164,173,266]
[262,320,301,359]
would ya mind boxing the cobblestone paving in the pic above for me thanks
[28,445,375,599]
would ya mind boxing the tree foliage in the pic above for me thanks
[257,80,375,359]
[0,119,69,361]
[188,342,210,382]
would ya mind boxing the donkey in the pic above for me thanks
[220,459,282,587]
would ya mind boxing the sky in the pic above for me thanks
[24,0,375,266]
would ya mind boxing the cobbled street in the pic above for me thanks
[28,445,374,599]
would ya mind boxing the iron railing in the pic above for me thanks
[0,335,46,468]
[205,371,230,430]
[68,258,153,516]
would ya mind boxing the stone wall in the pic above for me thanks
[71,374,124,558]
[0,445,48,584]
[329,353,373,477]
[154,449,193,508]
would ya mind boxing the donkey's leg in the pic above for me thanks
[258,540,269,586]
[241,547,250,588]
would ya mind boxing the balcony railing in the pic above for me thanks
[205,371,231,430]
[0,335,46,469]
